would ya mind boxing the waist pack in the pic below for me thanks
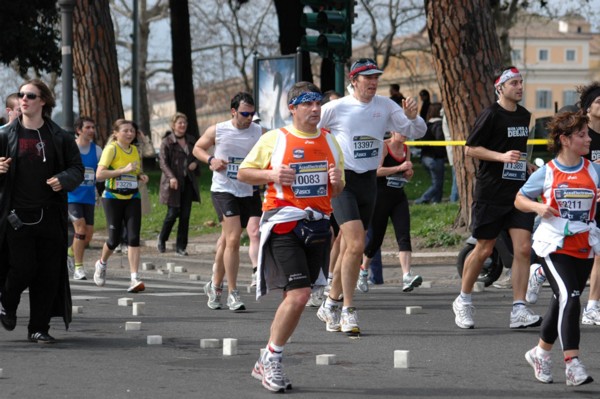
[293,219,331,247]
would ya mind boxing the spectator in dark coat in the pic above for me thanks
[157,112,201,256]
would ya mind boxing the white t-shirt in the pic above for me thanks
[319,94,426,173]
[211,120,262,197]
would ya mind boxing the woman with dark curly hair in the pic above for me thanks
[516,111,600,386]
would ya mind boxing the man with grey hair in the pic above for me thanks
[317,58,426,336]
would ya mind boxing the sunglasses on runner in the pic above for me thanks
[17,92,39,100]
[238,111,255,118]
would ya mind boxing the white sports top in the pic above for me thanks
[319,94,426,173]
[211,120,262,197]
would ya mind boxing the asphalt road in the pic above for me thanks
[1,247,600,398]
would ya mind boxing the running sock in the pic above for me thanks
[265,342,284,362]
[459,292,472,303]
[587,300,599,310]
[98,259,107,266]
[75,263,83,269]
[512,301,527,308]
[131,273,138,280]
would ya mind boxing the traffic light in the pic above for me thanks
[300,0,354,61]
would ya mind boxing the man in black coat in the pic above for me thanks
[0,79,84,343]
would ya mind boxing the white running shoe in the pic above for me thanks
[452,297,475,329]
[582,305,600,325]
[492,269,512,289]
[203,281,222,310]
[305,286,324,307]
[73,267,87,281]
[510,305,542,329]
[227,289,246,311]
[340,307,360,334]
[402,272,423,292]
[127,278,145,293]
[257,357,288,392]
[251,356,292,390]
[526,263,545,304]
[93,260,106,287]
[356,269,369,293]
[566,357,594,386]
[525,347,553,383]
[316,302,341,332]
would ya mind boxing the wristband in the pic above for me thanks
[207,156,214,166]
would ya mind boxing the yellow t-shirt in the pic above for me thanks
[99,142,142,200]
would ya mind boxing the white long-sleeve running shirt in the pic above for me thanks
[318,94,426,173]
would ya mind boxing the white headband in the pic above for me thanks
[495,68,521,88]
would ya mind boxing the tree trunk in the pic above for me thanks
[137,8,151,141]
[73,0,123,147]
[169,0,200,138]
[425,0,503,228]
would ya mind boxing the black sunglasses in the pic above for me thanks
[18,92,39,100]
[238,111,255,118]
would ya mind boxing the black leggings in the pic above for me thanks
[540,253,593,351]
[102,198,141,249]
[364,188,411,258]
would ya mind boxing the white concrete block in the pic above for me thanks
[133,302,145,316]
[118,297,133,307]
[0,368,3,378]
[147,335,163,345]
[246,285,253,294]
[72,306,83,314]
[142,262,155,271]
[223,338,238,356]
[405,306,422,315]
[189,274,201,281]
[200,338,221,348]
[174,266,187,273]
[156,269,166,275]
[473,282,485,292]
[316,354,336,365]
[166,262,175,272]
[125,321,141,331]
[394,350,410,368]
[420,281,432,288]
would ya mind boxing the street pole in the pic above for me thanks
[58,0,76,133]
[334,55,345,95]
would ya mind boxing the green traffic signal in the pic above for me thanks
[300,0,354,59]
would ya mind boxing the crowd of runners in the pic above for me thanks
[2,62,600,393]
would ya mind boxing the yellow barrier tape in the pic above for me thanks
[405,139,549,146]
